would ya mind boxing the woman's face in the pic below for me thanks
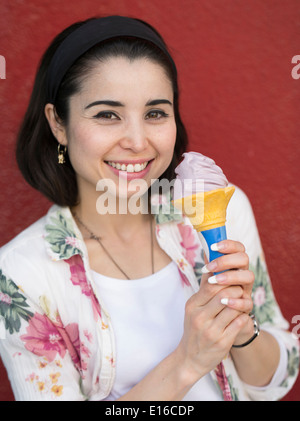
[62,56,177,203]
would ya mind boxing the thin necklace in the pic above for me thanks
[73,212,154,280]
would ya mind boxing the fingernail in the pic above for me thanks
[208,275,218,284]
[208,274,226,284]
[211,242,225,252]
[201,261,217,274]
[221,298,229,305]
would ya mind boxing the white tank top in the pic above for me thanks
[92,261,223,401]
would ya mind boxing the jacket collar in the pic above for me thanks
[44,205,85,261]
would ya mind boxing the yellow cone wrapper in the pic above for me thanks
[172,185,235,232]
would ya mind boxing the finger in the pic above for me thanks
[186,282,243,320]
[208,269,255,288]
[214,306,241,333]
[211,239,245,254]
[222,313,250,345]
[186,273,215,308]
[195,285,244,317]
[219,297,253,314]
[202,251,249,274]
[205,304,247,340]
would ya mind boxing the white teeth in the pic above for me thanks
[107,161,149,172]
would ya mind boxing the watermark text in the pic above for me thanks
[291,55,300,80]
[0,55,6,79]
[95,175,204,221]
[292,315,300,338]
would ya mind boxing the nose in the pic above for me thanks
[119,119,149,153]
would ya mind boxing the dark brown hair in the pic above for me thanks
[16,17,188,207]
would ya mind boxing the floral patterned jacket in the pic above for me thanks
[0,186,299,401]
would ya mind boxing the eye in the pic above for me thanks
[93,111,119,120]
[145,110,169,120]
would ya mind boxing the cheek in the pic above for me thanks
[158,122,177,162]
[67,124,88,152]
[66,124,104,163]
[65,126,103,179]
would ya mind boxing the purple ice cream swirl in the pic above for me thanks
[173,152,228,200]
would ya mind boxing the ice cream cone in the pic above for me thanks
[172,185,235,232]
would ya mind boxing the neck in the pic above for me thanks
[72,191,151,240]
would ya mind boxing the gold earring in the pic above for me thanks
[57,144,67,164]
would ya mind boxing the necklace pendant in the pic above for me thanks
[90,233,99,241]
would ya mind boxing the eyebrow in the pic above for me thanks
[85,99,173,109]
[85,100,123,109]
[146,99,173,106]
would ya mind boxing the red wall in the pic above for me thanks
[0,0,299,401]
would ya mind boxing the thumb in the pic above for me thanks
[201,253,212,286]
[204,253,209,265]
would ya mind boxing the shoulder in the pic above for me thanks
[226,184,257,230]
[0,205,65,271]
[0,215,47,261]
[0,205,76,307]
[227,184,253,214]
[226,184,263,261]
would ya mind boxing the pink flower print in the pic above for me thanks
[253,286,266,308]
[61,323,81,368]
[67,254,91,296]
[26,372,38,383]
[21,313,67,362]
[0,291,12,305]
[177,223,199,267]
[58,323,90,373]
[84,330,93,343]
[215,362,233,401]
[65,236,81,249]
[21,313,91,373]
[52,322,91,374]
[66,255,101,320]
[178,269,190,287]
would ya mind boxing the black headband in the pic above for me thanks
[46,15,177,103]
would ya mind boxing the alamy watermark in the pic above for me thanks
[292,315,300,339]
[95,174,204,221]
[0,55,6,79]
[291,55,300,80]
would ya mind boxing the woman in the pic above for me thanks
[0,15,298,401]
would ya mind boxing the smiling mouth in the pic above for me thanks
[105,160,153,173]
